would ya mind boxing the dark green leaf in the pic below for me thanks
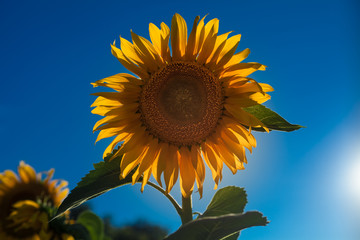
[54,148,141,219]
[243,105,304,132]
[65,223,92,240]
[164,211,268,240]
[221,232,240,240]
[201,186,247,218]
[77,211,104,240]
[199,186,247,240]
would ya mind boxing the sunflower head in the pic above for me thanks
[92,14,273,198]
[0,161,70,239]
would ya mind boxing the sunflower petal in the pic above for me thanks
[221,62,266,78]
[160,22,171,62]
[18,161,36,183]
[179,147,195,198]
[164,145,179,193]
[185,16,200,61]
[132,138,160,183]
[223,48,250,69]
[111,43,149,80]
[215,34,241,71]
[131,31,163,72]
[149,23,162,56]
[190,146,205,198]
[171,13,187,60]
[152,142,169,187]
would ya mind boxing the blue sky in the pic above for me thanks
[1,0,359,239]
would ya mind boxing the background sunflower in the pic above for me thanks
[0,162,71,239]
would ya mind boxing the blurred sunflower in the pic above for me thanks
[92,13,273,198]
[0,161,73,240]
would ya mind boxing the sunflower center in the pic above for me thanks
[140,62,223,146]
[0,183,52,238]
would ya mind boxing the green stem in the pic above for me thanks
[181,194,193,225]
[147,181,182,217]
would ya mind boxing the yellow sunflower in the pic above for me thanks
[0,161,72,240]
[91,13,273,198]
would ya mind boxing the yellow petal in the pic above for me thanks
[190,146,205,198]
[131,31,163,72]
[149,23,162,56]
[221,126,252,152]
[179,147,195,198]
[211,137,237,174]
[103,132,132,158]
[55,188,69,206]
[171,13,187,60]
[221,62,266,78]
[114,125,147,157]
[205,31,231,68]
[215,34,241,70]
[120,36,146,66]
[132,138,160,183]
[18,161,36,183]
[185,16,200,61]
[222,116,257,148]
[93,113,140,132]
[223,48,250,70]
[92,73,143,86]
[120,144,147,178]
[201,142,222,189]
[164,145,179,193]
[91,92,139,105]
[151,142,169,187]
[44,169,54,185]
[95,121,139,143]
[196,25,217,65]
[220,133,247,164]
[259,83,274,92]
[91,103,138,117]
[160,22,171,62]
[111,43,149,80]
[0,170,18,188]
[225,92,271,107]
[194,15,206,54]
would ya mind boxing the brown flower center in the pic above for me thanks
[140,62,223,146]
[0,182,52,238]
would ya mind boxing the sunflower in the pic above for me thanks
[0,161,72,240]
[91,13,273,198]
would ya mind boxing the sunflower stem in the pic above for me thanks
[147,181,182,218]
[181,195,193,225]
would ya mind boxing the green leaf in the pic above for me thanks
[65,223,92,240]
[243,105,304,132]
[201,186,247,218]
[199,186,247,240]
[221,232,240,240]
[54,148,141,219]
[164,211,268,240]
[77,211,104,240]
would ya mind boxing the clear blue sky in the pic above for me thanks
[1,0,359,239]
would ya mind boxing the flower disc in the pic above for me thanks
[140,62,223,146]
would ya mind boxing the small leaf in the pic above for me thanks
[164,211,268,240]
[54,148,141,219]
[77,210,104,240]
[201,186,247,218]
[243,105,304,132]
